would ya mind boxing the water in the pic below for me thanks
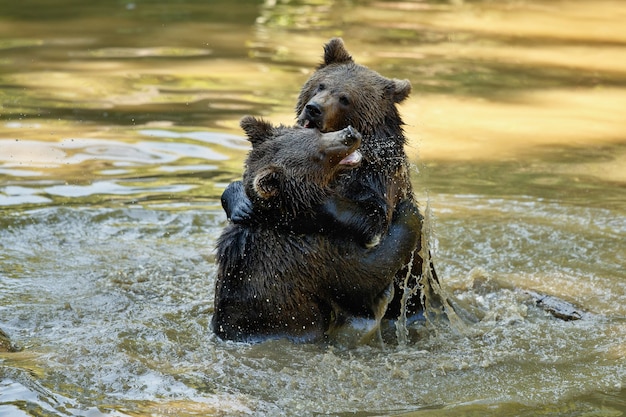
[1,0,625,415]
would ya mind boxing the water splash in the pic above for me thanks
[395,196,475,345]
[395,250,416,346]
[420,199,477,336]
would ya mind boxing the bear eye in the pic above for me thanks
[339,95,350,106]
[317,83,326,92]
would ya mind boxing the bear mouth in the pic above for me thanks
[301,119,319,130]
[338,150,362,167]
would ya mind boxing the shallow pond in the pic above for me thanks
[1,0,625,416]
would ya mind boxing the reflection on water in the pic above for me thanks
[0,129,250,207]
[1,0,625,416]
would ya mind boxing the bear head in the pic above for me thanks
[295,38,411,143]
[240,116,362,217]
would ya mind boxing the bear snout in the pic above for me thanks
[303,102,323,128]
[341,125,361,147]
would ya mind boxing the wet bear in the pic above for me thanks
[222,38,440,319]
[212,116,422,342]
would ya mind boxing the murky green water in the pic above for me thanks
[1,0,625,416]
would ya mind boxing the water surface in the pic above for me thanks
[1,0,625,416]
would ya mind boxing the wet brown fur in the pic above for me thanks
[295,38,433,318]
[212,117,422,342]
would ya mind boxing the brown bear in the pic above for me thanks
[221,38,440,320]
[213,116,423,342]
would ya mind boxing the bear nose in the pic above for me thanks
[305,102,322,119]
[342,125,361,146]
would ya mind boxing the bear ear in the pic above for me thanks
[240,116,274,145]
[321,38,353,67]
[388,78,412,103]
[253,166,284,199]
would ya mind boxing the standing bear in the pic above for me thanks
[222,38,441,320]
[213,116,423,342]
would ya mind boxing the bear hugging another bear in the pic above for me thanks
[213,117,423,342]
[215,38,442,342]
